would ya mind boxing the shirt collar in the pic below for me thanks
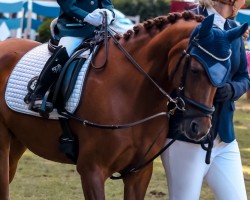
[207,7,226,30]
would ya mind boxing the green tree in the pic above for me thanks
[113,0,171,22]
[37,18,53,43]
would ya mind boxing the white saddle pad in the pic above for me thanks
[5,44,92,119]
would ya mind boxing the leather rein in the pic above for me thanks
[58,12,185,129]
[57,13,185,179]
[57,12,214,179]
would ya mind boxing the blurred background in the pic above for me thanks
[1,1,249,199]
[0,0,249,45]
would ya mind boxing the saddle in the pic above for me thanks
[25,16,109,162]
[25,18,108,114]
[24,43,89,113]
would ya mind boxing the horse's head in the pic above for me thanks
[169,14,248,141]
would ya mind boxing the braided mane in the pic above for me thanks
[114,11,204,41]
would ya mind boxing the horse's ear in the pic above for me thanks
[227,23,248,43]
[197,14,214,38]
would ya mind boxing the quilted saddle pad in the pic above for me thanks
[5,44,92,119]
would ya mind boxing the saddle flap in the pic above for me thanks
[60,58,87,106]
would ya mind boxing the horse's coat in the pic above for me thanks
[0,12,244,200]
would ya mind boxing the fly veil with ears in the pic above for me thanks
[188,14,248,87]
[168,14,248,164]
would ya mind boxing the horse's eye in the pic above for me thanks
[190,67,200,75]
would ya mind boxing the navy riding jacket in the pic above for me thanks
[168,6,250,143]
[56,0,114,38]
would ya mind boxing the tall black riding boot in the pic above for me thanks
[29,46,69,117]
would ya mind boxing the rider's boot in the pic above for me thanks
[29,46,69,117]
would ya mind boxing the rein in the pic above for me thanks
[58,110,169,129]
[57,16,185,178]
[58,16,215,178]
[110,132,182,180]
[59,12,186,128]
[90,11,109,70]
[108,31,180,107]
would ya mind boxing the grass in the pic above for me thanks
[10,95,250,199]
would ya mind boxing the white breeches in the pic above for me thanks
[58,36,84,56]
[161,137,247,200]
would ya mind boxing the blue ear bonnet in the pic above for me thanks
[188,14,248,87]
[189,26,231,87]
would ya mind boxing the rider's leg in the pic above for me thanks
[59,36,84,56]
[29,46,69,112]
[29,37,84,114]
[161,137,247,200]
[205,139,247,200]
[161,139,209,200]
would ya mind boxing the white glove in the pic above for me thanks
[98,9,114,25]
[84,9,103,27]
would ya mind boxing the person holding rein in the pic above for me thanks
[28,0,115,116]
[161,0,250,199]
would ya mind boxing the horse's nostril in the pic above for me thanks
[190,121,199,134]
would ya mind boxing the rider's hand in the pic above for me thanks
[98,9,114,24]
[84,9,103,27]
[214,83,234,102]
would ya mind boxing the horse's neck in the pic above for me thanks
[101,15,200,111]
[117,19,197,86]
[120,19,198,62]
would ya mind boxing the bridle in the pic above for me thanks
[169,45,215,120]
[58,14,227,178]
[59,12,187,128]
[108,36,220,179]
[173,33,232,120]
[168,35,232,165]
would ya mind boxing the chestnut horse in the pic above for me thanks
[0,12,246,199]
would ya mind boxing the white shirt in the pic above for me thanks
[207,7,226,30]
